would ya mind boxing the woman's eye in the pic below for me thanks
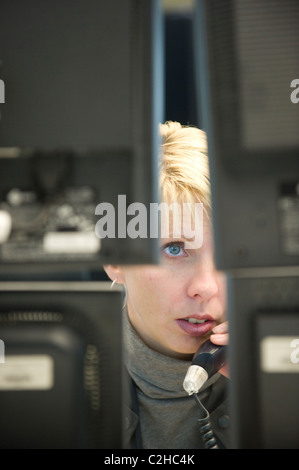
[162,243,186,257]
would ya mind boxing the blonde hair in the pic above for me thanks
[159,121,211,216]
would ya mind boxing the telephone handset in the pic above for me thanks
[183,339,227,449]
[183,339,227,395]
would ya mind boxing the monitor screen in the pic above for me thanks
[0,0,164,272]
[194,0,299,270]
[234,1,299,151]
[194,0,299,449]
[0,281,124,449]
[226,275,299,449]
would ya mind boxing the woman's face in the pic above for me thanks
[119,221,227,360]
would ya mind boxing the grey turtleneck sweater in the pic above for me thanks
[123,311,230,449]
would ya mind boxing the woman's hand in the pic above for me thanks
[210,321,229,378]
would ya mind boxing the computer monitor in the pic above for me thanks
[194,0,299,448]
[194,0,299,271]
[0,281,124,449]
[0,0,164,273]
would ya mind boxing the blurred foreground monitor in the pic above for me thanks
[0,282,124,449]
[195,0,299,448]
[0,0,164,273]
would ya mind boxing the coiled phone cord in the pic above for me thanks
[193,393,219,449]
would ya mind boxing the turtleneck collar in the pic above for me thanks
[123,309,220,400]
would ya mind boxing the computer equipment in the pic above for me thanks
[0,0,164,449]
[194,0,299,270]
[194,0,299,448]
[0,281,124,449]
[0,0,164,272]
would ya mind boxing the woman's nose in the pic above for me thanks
[187,266,219,301]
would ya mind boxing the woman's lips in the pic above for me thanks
[176,316,215,337]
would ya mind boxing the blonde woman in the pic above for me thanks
[104,121,229,449]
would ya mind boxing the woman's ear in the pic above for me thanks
[103,265,125,285]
